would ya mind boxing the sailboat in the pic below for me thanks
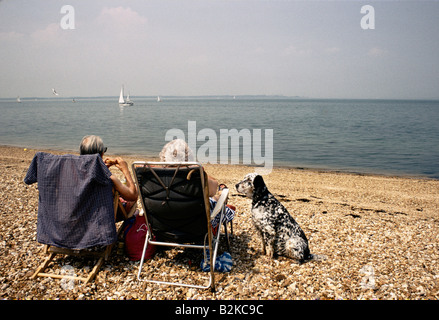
[119,85,134,106]
[17,96,21,103]
[157,96,162,102]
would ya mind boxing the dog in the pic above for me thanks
[236,173,320,263]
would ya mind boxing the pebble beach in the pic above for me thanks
[1,145,439,300]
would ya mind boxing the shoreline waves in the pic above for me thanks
[1,145,439,300]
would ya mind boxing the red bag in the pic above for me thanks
[123,212,156,261]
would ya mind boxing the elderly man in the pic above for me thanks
[80,135,138,202]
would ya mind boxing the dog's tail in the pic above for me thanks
[304,253,327,262]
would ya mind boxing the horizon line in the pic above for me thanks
[2,95,439,101]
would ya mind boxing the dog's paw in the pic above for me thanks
[266,247,275,259]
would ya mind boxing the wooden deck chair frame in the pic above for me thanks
[31,190,137,284]
[132,161,230,292]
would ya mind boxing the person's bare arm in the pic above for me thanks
[207,174,218,197]
[105,157,138,201]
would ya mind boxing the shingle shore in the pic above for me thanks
[1,146,438,300]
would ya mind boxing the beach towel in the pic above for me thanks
[24,152,117,249]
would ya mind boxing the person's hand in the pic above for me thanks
[113,157,128,171]
[104,157,116,168]
[104,157,127,168]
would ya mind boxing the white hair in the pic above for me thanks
[79,135,106,155]
[159,139,195,162]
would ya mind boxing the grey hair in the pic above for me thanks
[159,139,195,162]
[80,135,106,155]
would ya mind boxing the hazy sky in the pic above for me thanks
[1,0,438,99]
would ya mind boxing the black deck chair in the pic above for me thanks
[132,161,230,291]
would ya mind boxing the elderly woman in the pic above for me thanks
[159,139,218,197]
[80,135,138,202]
[159,139,234,225]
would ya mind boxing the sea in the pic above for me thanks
[1,97,438,179]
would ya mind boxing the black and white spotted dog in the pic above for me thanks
[236,173,320,263]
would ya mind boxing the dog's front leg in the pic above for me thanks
[260,231,275,259]
[257,230,266,255]
[258,223,276,259]
[265,239,275,259]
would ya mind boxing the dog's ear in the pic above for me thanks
[253,175,267,193]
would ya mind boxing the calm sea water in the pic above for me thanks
[1,97,438,179]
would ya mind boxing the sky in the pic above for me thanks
[0,0,438,99]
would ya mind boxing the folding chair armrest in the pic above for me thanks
[210,188,229,221]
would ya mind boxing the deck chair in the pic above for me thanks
[132,161,230,291]
[24,152,136,284]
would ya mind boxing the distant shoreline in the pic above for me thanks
[2,96,439,101]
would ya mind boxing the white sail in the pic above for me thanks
[157,96,162,102]
[119,86,125,104]
[119,85,134,106]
